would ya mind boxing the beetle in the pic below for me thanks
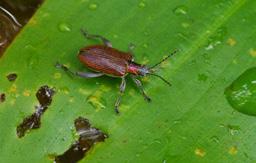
[56,29,178,113]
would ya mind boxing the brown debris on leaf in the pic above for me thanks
[54,117,108,163]
[16,85,55,138]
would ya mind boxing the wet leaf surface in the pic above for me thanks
[0,0,256,162]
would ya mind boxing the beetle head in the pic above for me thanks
[136,65,151,76]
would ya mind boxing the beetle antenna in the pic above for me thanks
[150,49,179,70]
[149,73,172,86]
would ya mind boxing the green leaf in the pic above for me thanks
[0,0,256,162]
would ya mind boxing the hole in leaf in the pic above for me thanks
[0,93,6,103]
[6,73,17,81]
[54,117,108,163]
[16,85,55,138]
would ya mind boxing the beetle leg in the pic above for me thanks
[55,62,104,78]
[114,77,126,114]
[80,29,112,47]
[130,75,151,102]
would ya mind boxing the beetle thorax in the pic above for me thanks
[128,63,150,76]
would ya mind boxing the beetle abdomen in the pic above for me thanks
[79,45,129,77]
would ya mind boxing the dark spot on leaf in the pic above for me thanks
[0,93,6,103]
[36,85,55,108]
[54,117,108,163]
[6,73,17,81]
[16,85,55,138]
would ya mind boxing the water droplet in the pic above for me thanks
[232,59,238,64]
[145,139,163,152]
[89,3,98,10]
[58,23,71,32]
[80,0,89,3]
[210,136,220,143]
[138,1,146,8]
[69,97,74,103]
[144,31,149,36]
[173,119,181,124]
[60,87,70,94]
[181,18,194,28]
[219,123,225,128]
[198,73,208,82]
[180,136,187,140]
[176,32,189,41]
[242,18,247,22]
[143,43,148,48]
[26,53,39,69]
[173,5,188,15]
[113,34,118,39]
[202,53,211,64]
[205,44,214,50]
[205,26,228,50]
[225,67,256,116]
[181,22,190,28]
[227,124,240,136]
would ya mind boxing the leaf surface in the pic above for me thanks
[0,0,256,162]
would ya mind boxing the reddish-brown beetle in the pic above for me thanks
[56,29,178,113]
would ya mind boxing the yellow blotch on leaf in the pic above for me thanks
[29,17,37,26]
[249,48,256,57]
[9,84,17,93]
[141,76,149,83]
[53,72,62,79]
[194,148,206,157]
[226,38,236,46]
[78,88,90,96]
[86,85,111,111]
[228,146,238,155]
[23,90,31,96]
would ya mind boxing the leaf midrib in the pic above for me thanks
[108,0,246,133]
